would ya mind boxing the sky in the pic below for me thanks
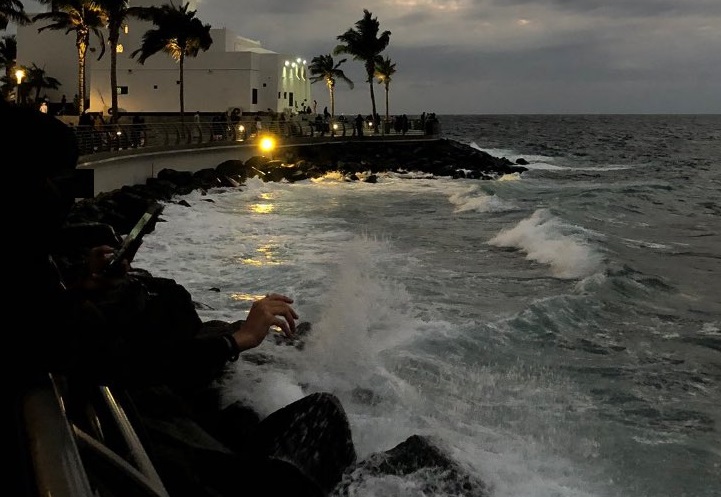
[16,0,721,114]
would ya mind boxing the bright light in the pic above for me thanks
[15,69,25,84]
[284,60,289,66]
[238,124,245,132]
[258,135,276,154]
[296,57,301,63]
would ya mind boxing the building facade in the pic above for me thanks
[16,1,311,117]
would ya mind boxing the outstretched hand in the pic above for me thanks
[232,293,299,352]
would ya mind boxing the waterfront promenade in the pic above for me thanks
[76,115,440,196]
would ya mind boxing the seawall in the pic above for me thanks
[78,136,441,196]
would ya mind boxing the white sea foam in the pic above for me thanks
[621,237,670,250]
[488,209,603,279]
[448,185,515,213]
[521,162,567,170]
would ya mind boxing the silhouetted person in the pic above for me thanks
[355,114,364,137]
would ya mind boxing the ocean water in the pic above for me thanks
[133,115,721,497]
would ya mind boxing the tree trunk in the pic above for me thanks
[77,41,86,114]
[179,53,185,123]
[329,84,335,136]
[367,64,378,133]
[109,30,119,123]
[385,84,389,127]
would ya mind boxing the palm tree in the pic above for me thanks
[94,0,130,122]
[33,0,107,114]
[0,0,30,30]
[130,1,212,123]
[308,54,353,126]
[374,55,396,129]
[24,62,61,102]
[334,9,390,130]
[0,34,17,100]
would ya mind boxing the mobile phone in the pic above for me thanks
[105,203,163,275]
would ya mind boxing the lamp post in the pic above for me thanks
[15,69,25,105]
[258,135,277,160]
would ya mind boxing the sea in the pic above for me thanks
[133,114,721,497]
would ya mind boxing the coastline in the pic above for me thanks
[69,138,528,236]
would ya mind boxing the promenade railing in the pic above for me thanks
[72,116,439,156]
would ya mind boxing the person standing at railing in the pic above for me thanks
[77,109,95,154]
[211,114,224,141]
[355,114,364,137]
[131,115,145,148]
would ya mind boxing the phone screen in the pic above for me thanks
[105,203,163,274]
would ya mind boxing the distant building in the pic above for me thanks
[15,0,311,117]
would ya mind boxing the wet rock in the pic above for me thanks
[334,435,490,497]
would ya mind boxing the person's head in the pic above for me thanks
[1,101,82,243]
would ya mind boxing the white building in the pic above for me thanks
[15,1,312,117]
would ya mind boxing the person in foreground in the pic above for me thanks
[5,100,356,497]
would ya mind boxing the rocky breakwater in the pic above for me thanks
[59,138,524,495]
[68,138,527,231]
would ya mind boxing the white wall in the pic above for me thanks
[16,10,312,116]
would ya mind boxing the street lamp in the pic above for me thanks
[15,69,25,105]
[258,135,277,159]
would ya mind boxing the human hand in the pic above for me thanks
[86,245,118,274]
[232,293,299,351]
[78,245,129,290]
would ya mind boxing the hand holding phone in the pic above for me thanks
[104,203,163,275]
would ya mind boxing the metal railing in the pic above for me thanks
[22,373,170,497]
[72,116,440,156]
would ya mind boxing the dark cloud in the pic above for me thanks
[198,0,333,16]
[14,0,720,113]
[492,0,721,18]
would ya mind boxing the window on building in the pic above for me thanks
[252,88,258,104]
[278,92,281,99]
[289,92,294,107]
[116,86,128,95]
[283,92,287,99]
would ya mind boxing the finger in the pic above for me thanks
[281,308,298,334]
[272,317,292,337]
[265,293,294,303]
[266,302,298,331]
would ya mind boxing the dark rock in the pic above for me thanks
[157,168,194,187]
[215,159,248,182]
[335,435,490,497]
[192,168,224,190]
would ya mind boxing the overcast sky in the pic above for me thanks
[19,0,721,114]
